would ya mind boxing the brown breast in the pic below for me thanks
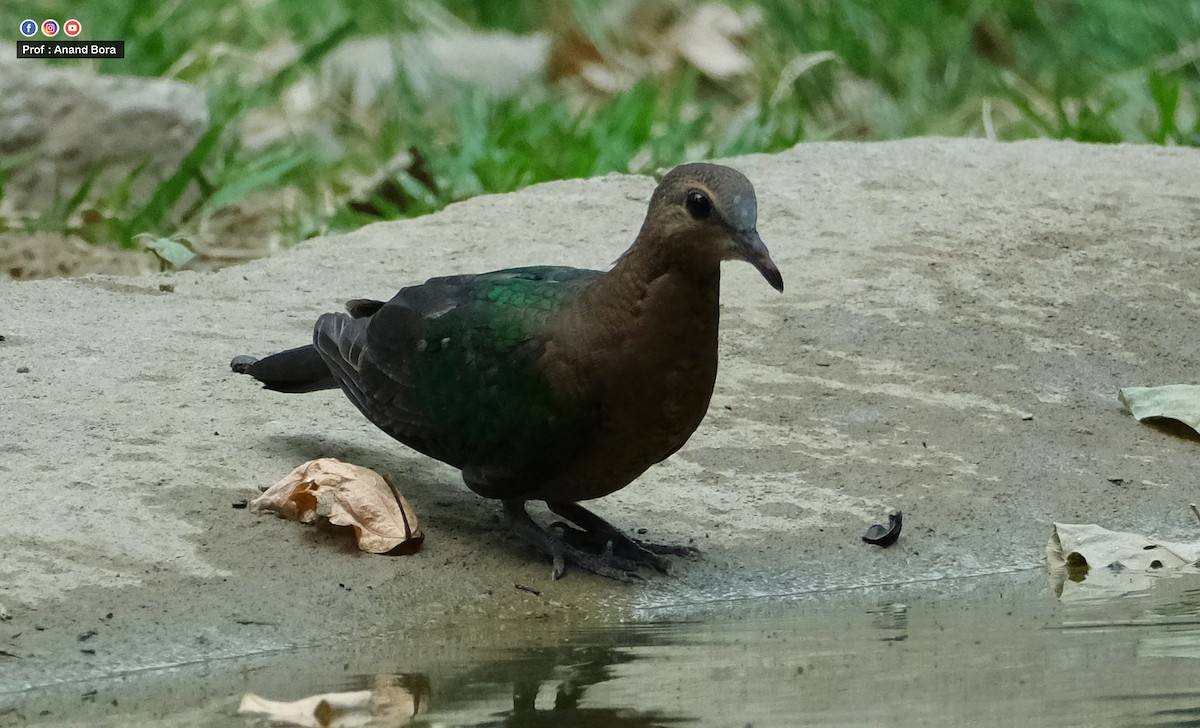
[534,267,721,503]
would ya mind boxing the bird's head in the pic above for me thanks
[642,162,784,292]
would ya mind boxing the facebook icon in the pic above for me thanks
[20,19,37,37]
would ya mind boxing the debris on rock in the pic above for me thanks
[862,511,902,547]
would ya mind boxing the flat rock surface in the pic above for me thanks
[3,138,1199,694]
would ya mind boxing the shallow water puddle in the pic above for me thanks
[6,570,1200,727]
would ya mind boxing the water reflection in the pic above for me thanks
[240,673,430,726]
[407,638,692,727]
[13,571,1200,727]
[241,636,694,726]
[1140,698,1200,728]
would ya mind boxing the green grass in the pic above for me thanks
[2,0,1198,258]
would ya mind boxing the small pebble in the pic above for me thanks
[16,366,29,374]
[158,283,175,293]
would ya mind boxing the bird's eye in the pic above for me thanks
[685,190,712,221]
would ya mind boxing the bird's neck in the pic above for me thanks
[576,234,722,342]
[607,233,723,300]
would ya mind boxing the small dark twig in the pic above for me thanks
[234,619,281,626]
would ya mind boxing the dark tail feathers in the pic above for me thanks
[230,345,336,393]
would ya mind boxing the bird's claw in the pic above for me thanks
[547,538,643,582]
[505,501,697,582]
[557,528,667,573]
[560,529,692,574]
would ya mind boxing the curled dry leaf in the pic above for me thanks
[252,458,423,554]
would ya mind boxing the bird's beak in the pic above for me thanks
[734,229,784,292]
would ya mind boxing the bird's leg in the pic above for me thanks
[501,500,645,582]
[546,502,699,574]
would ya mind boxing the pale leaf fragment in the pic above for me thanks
[1046,522,1200,599]
[1119,384,1200,433]
[671,3,755,80]
[251,458,423,554]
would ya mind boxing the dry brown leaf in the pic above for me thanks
[547,29,605,82]
[252,458,423,554]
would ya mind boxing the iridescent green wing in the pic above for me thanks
[357,266,600,490]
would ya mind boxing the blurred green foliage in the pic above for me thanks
[3,0,1197,250]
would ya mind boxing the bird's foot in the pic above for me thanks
[553,522,692,574]
[503,503,646,582]
[547,502,700,575]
